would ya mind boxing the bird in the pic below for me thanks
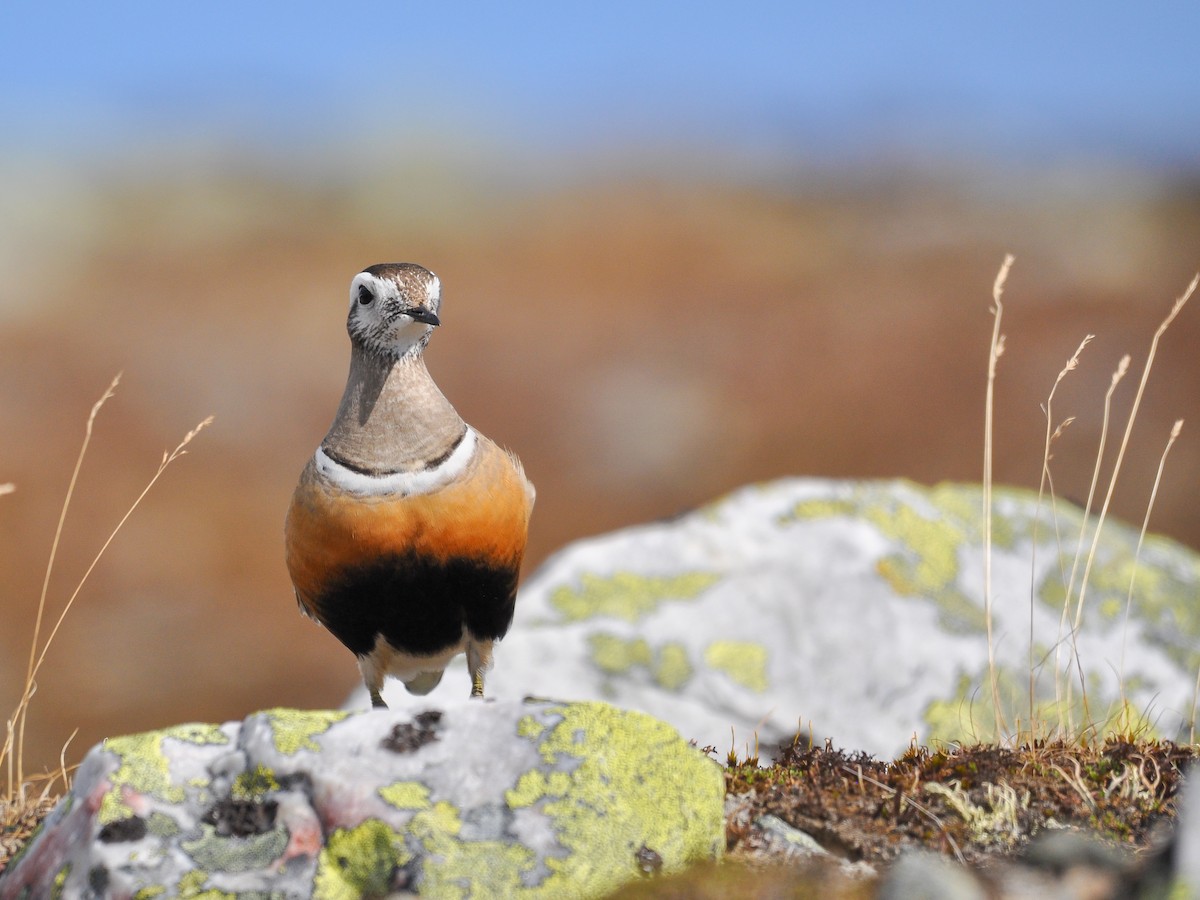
[284,263,534,707]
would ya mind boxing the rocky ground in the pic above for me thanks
[4,734,1195,895]
[637,737,1198,897]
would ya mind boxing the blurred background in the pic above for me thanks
[2,2,1198,769]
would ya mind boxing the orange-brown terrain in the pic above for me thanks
[2,163,1198,774]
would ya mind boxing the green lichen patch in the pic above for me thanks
[703,641,768,693]
[182,823,289,873]
[587,634,696,692]
[784,483,989,633]
[259,708,349,755]
[173,869,236,899]
[589,633,652,674]
[548,571,720,623]
[313,819,407,900]
[405,801,538,897]
[1036,542,1200,674]
[516,715,546,741]
[50,864,70,900]
[654,642,694,691]
[146,811,182,838]
[779,495,858,523]
[783,481,1109,634]
[232,765,280,801]
[506,702,725,895]
[99,723,228,824]
[379,781,431,811]
[865,500,983,634]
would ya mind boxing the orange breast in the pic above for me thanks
[284,436,532,612]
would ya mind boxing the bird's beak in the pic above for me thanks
[406,307,441,327]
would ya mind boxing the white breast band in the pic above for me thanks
[315,427,477,497]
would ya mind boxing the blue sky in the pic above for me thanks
[3,2,1198,170]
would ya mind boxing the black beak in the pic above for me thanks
[406,307,440,327]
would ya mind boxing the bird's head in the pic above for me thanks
[347,263,442,360]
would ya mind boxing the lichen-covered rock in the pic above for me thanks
[0,701,723,898]
[364,479,1200,757]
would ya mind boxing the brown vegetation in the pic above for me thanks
[727,738,1195,867]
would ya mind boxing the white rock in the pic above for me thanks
[361,478,1200,757]
[1,701,724,898]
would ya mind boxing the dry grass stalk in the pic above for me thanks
[1117,419,1183,714]
[1054,353,1130,736]
[1028,335,1092,737]
[24,413,215,692]
[13,374,120,795]
[1065,276,1196,737]
[839,764,967,865]
[983,253,1014,741]
[980,268,1194,747]
[1192,664,1200,746]
[2,376,213,846]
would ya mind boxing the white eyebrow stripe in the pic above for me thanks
[315,428,477,496]
[348,272,394,310]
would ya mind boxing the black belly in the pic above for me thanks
[311,552,520,658]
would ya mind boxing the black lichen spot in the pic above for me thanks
[201,798,279,838]
[88,865,110,892]
[277,771,314,794]
[635,844,663,875]
[415,710,443,730]
[98,816,147,843]
[394,858,420,891]
[381,709,443,753]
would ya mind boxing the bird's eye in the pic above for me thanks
[357,285,374,305]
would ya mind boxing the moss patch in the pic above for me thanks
[726,737,1196,867]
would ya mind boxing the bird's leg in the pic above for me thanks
[466,640,491,699]
[359,655,388,708]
